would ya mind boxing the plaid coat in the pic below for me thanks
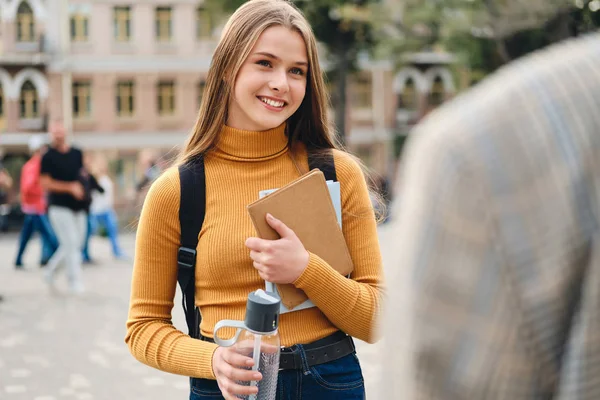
[384,33,600,399]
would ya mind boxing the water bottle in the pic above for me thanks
[214,289,281,400]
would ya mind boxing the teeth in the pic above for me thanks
[260,97,284,108]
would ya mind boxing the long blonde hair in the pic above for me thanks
[177,0,387,221]
[177,0,339,165]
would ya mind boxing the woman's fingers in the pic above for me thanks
[222,380,259,398]
[214,346,262,399]
[222,347,254,368]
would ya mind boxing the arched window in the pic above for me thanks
[398,78,416,110]
[17,2,35,42]
[20,81,38,118]
[428,76,445,106]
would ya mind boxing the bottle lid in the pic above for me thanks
[244,289,281,334]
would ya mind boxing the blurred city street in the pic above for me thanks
[0,223,404,400]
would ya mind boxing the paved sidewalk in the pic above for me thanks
[0,224,404,399]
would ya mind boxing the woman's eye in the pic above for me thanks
[257,60,271,67]
[290,68,305,76]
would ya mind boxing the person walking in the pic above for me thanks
[14,136,59,268]
[40,120,88,294]
[383,33,600,399]
[125,1,384,399]
[89,155,128,261]
[80,154,105,265]
[0,158,12,302]
[0,159,12,232]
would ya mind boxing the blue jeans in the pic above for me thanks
[82,214,93,262]
[189,351,365,400]
[90,210,124,257]
[15,214,59,265]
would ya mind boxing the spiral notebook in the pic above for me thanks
[246,169,354,312]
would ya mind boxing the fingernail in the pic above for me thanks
[253,373,262,380]
[267,213,274,220]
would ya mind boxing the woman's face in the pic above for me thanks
[227,25,308,132]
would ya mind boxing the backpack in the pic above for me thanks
[176,149,337,339]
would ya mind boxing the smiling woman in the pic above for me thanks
[228,26,308,131]
[126,1,383,399]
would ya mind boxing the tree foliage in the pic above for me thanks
[378,0,600,85]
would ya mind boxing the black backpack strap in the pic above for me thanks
[308,148,337,182]
[177,156,205,339]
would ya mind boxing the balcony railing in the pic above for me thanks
[1,34,50,65]
[18,117,44,130]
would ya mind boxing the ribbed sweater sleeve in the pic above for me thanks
[293,151,385,343]
[125,169,218,379]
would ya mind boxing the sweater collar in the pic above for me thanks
[215,123,288,161]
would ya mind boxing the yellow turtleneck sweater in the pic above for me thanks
[125,123,383,380]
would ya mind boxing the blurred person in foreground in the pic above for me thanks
[14,136,59,268]
[383,33,600,399]
[41,120,87,294]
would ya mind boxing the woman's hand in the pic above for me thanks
[246,213,309,284]
[212,346,262,399]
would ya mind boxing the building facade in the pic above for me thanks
[0,0,455,216]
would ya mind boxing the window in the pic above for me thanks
[428,76,445,106]
[398,78,416,110]
[116,81,135,117]
[157,81,175,115]
[72,81,92,118]
[196,6,212,39]
[20,81,38,118]
[114,6,131,42]
[352,74,372,109]
[197,80,206,109]
[70,13,89,42]
[155,7,172,42]
[17,2,35,42]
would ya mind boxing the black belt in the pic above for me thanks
[200,331,355,370]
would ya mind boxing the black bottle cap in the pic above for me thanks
[244,290,281,334]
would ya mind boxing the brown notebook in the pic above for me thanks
[246,169,354,310]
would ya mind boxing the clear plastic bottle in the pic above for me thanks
[214,290,281,400]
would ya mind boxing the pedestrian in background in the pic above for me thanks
[89,154,129,261]
[0,157,12,302]
[80,152,105,265]
[41,120,87,294]
[14,136,58,269]
[383,33,600,399]
[126,1,384,399]
[0,158,13,232]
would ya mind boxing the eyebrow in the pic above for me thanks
[253,52,308,67]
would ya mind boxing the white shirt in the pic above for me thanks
[90,175,114,214]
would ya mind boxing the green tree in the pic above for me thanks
[377,0,599,86]
[207,0,379,144]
